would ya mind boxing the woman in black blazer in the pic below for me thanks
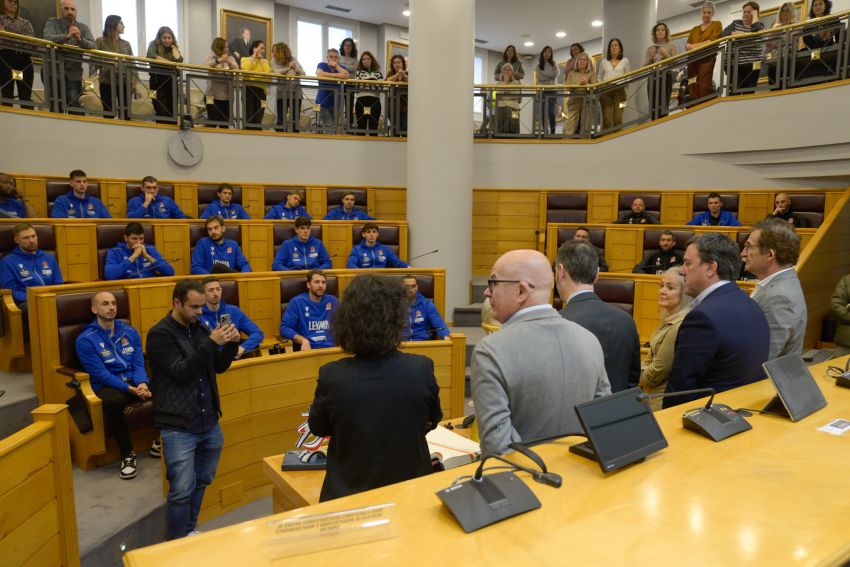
[308,274,443,501]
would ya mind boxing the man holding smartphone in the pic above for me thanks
[199,276,264,359]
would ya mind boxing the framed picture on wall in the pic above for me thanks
[19,0,59,40]
[220,9,272,63]
[386,40,409,74]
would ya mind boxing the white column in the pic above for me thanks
[407,0,474,322]
[603,0,658,119]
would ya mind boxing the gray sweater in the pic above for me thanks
[43,17,96,80]
[536,61,559,85]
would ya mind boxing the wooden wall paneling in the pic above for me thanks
[660,192,692,224]
[99,181,126,218]
[242,223,274,272]
[471,190,539,276]
[173,184,198,218]
[152,224,189,275]
[537,191,549,251]
[323,223,352,269]
[398,224,409,260]
[606,226,643,272]
[307,187,328,218]
[738,192,773,225]
[240,185,265,219]
[371,187,407,221]
[798,228,816,253]
[130,283,174,349]
[825,191,844,217]
[587,192,618,224]
[54,223,97,282]
[16,177,47,217]
[633,279,662,343]
[236,277,279,344]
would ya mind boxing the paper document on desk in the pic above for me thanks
[427,426,480,469]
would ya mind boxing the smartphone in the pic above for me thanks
[219,314,232,328]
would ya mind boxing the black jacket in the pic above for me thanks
[308,350,442,502]
[146,312,238,430]
[633,249,684,274]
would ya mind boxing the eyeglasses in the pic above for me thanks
[487,279,536,293]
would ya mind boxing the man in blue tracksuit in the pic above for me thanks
[190,216,252,274]
[272,216,332,271]
[280,270,338,350]
[323,191,375,221]
[104,222,175,280]
[687,192,742,226]
[76,291,154,479]
[127,176,188,219]
[50,169,111,218]
[346,223,409,269]
[0,224,64,315]
[402,275,450,341]
[200,183,250,220]
[265,190,311,220]
[200,276,264,359]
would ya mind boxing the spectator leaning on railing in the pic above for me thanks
[202,37,239,126]
[43,0,95,112]
[95,15,135,118]
[0,0,35,106]
[240,40,271,131]
[720,2,765,92]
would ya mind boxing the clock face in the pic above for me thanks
[168,131,204,167]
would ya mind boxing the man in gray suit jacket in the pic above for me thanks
[742,220,806,359]
[556,240,642,392]
[471,250,610,456]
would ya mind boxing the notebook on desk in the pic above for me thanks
[427,425,480,470]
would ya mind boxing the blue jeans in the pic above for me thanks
[161,424,223,540]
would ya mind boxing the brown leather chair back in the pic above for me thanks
[56,290,130,370]
[617,193,661,222]
[197,185,243,216]
[693,193,739,214]
[547,193,588,223]
[264,187,306,214]
[280,275,339,316]
[96,224,155,279]
[220,280,239,306]
[0,224,57,261]
[189,224,242,247]
[328,188,367,213]
[557,227,605,250]
[352,225,400,255]
[46,181,101,211]
[594,279,635,315]
[642,229,693,259]
[787,193,825,227]
[273,224,323,254]
[125,183,174,201]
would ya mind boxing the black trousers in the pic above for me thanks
[99,82,131,118]
[244,86,265,130]
[0,49,33,106]
[96,386,136,458]
[735,63,760,92]
[355,96,381,134]
[206,98,230,127]
[276,96,301,132]
[150,73,175,121]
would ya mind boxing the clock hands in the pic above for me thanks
[181,139,194,158]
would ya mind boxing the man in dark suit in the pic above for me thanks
[664,233,769,408]
[556,240,641,392]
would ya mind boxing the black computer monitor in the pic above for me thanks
[570,387,668,473]
[762,354,827,422]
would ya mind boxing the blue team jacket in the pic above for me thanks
[200,200,251,220]
[687,209,742,226]
[104,242,175,280]
[200,301,265,352]
[50,191,111,218]
[190,237,252,274]
[280,293,338,348]
[323,207,375,221]
[405,292,450,341]
[346,240,409,269]
[0,247,64,304]
[126,195,188,219]
[0,197,26,218]
[264,204,311,220]
[272,236,332,271]
[75,319,148,393]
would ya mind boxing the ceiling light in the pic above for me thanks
[523,41,534,47]
[591,20,603,27]
[402,9,410,16]
[555,31,567,38]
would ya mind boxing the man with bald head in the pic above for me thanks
[768,193,808,227]
[471,249,610,456]
[76,291,157,479]
[614,197,659,224]
[43,0,96,112]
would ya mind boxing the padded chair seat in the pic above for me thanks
[557,227,605,249]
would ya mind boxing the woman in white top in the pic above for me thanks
[597,37,631,130]
[270,42,305,132]
[202,37,239,127]
[353,51,383,135]
[496,63,521,135]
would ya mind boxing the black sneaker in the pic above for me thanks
[120,453,137,479]
[150,440,162,458]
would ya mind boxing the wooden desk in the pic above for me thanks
[124,357,850,566]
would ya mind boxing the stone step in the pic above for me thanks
[0,370,39,439]
[453,303,483,328]
[470,276,488,304]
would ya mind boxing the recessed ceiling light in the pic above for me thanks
[402,9,410,16]
[591,20,603,27]
[523,41,534,47]
[555,31,567,38]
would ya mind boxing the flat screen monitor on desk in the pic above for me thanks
[570,387,668,473]
[762,354,827,421]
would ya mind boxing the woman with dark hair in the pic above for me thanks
[270,41,304,132]
[597,38,630,130]
[240,39,271,130]
[146,26,183,122]
[494,44,525,81]
[684,1,722,104]
[720,2,764,92]
[203,37,238,126]
[644,22,678,118]
[96,15,134,117]
[308,274,442,502]
[537,45,559,134]
[804,0,836,49]
[0,0,34,107]
[563,43,585,75]
[386,54,408,134]
[339,38,358,127]
[353,50,383,134]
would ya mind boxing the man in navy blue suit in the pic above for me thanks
[663,233,769,408]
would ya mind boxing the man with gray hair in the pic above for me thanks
[43,0,96,111]
[471,249,610,456]
[556,240,641,392]
[665,233,769,408]
[741,219,806,359]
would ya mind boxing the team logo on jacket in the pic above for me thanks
[41,261,53,276]
[227,247,232,253]
[159,203,166,212]
[325,303,332,311]
[17,264,31,278]
[120,336,135,355]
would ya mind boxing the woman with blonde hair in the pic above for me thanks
[563,52,596,136]
[270,42,305,132]
[640,267,694,410]
[203,37,238,126]
[146,26,183,122]
[766,2,796,85]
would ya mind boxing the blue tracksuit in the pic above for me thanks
[75,319,148,393]
[272,236,332,271]
[126,194,188,219]
[200,200,251,220]
[0,197,26,218]
[346,240,409,269]
[280,292,338,349]
[0,247,64,304]
[190,237,252,274]
[200,301,264,353]
[50,191,111,218]
[264,204,311,220]
[104,242,175,280]
[323,206,374,221]
[687,209,741,226]
[405,292,449,341]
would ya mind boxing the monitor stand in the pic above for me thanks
[761,395,791,417]
[568,440,598,461]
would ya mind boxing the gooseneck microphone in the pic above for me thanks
[636,387,716,409]
[637,388,752,442]
[472,442,562,488]
[408,249,439,262]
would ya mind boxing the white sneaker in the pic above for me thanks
[119,453,137,479]
[149,440,162,458]
[187,529,202,537]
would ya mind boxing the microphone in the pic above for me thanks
[636,387,715,410]
[408,249,438,262]
[637,388,752,442]
[472,442,562,488]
